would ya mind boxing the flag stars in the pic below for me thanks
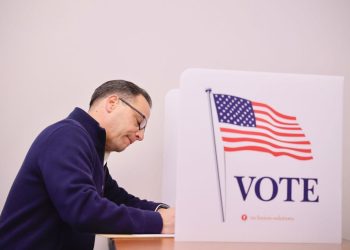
[213,94,256,127]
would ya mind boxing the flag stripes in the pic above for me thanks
[213,93,313,160]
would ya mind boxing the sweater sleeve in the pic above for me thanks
[38,125,163,234]
[103,167,167,211]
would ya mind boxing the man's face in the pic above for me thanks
[105,94,151,152]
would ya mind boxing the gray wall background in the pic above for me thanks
[0,1,349,247]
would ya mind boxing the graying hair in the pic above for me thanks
[89,80,152,108]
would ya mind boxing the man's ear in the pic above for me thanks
[105,95,119,113]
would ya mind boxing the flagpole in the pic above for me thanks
[205,88,225,222]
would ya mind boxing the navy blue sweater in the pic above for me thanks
[0,108,164,249]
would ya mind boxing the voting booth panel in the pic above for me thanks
[162,90,180,207]
[172,69,343,243]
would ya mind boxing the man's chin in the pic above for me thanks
[108,140,130,152]
[114,144,129,152]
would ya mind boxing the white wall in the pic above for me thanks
[0,0,349,247]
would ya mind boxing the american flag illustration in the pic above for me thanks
[213,93,313,161]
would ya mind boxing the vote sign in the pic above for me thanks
[174,69,343,243]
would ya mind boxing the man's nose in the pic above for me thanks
[135,129,145,141]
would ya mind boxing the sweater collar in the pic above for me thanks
[67,107,106,163]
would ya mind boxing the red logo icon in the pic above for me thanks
[241,214,248,221]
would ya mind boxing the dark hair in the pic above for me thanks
[89,80,152,108]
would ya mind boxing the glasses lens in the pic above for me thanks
[120,98,147,130]
[140,119,147,130]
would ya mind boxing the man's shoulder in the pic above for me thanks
[47,118,87,134]
[37,118,90,144]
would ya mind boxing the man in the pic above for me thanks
[0,80,175,249]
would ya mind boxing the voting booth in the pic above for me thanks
[164,69,343,243]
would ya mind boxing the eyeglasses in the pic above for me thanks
[120,98,147,130]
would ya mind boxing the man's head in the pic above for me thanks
[88,80,152,152]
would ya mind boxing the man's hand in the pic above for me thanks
[158,208,175,234]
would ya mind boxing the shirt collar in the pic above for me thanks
[104,152,110,166]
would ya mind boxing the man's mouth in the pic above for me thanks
[127,136,133,145]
